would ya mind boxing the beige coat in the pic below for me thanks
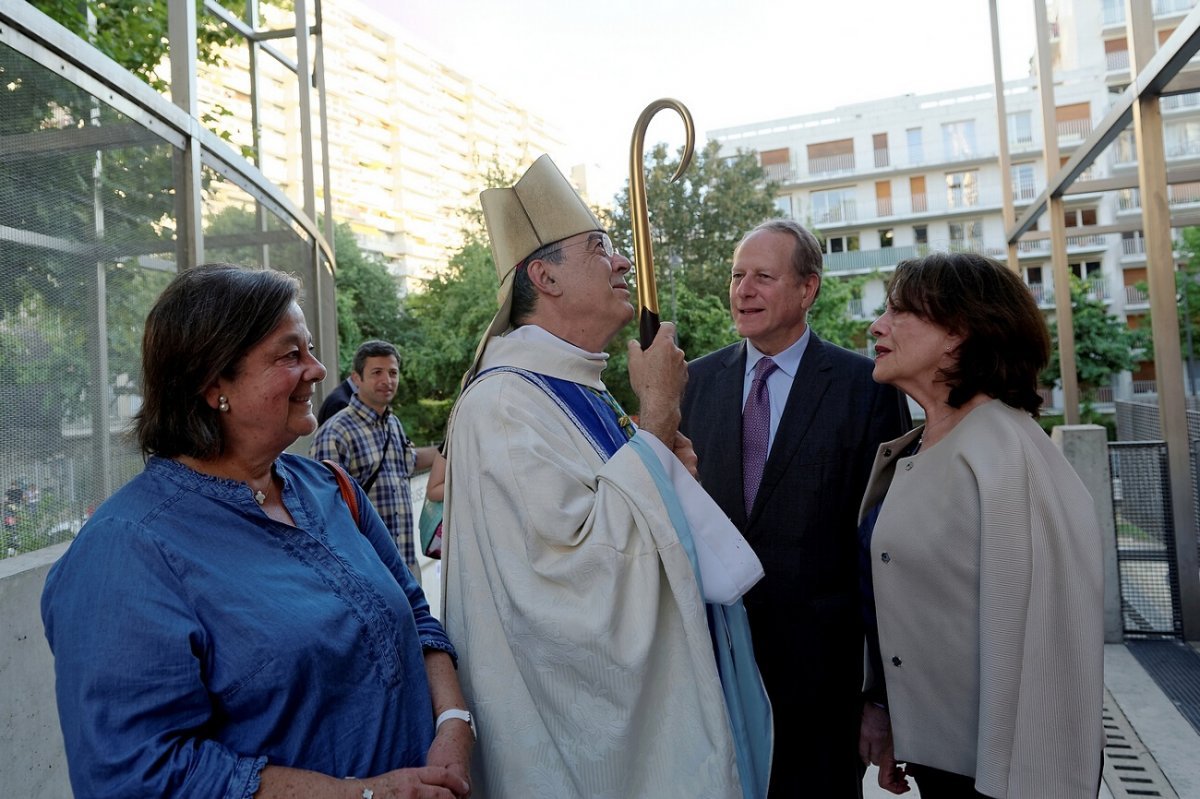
[443,333,742,799]
[859,399,1104,798]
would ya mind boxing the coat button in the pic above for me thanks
[892,656,902,667]
[881,552,891,563]
[904,462,913,471]
[883,448,892,457]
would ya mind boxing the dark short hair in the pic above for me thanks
[736,218,824,298]
[135,264,301,458]
[352,340,400,375]
[511,239,565,325]
[886,251,1050,415]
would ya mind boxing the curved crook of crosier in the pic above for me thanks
[629,98,695,349]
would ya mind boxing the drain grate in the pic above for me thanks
[1103,688,1178,798]
[1126,640,1200,737]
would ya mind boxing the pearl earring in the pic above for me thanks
[218,395,230,413]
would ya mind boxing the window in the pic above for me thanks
[1012,163,1037,201]
[810,187,857,224]
[906,127,924,165]
[1064,208,1098,227]
[774,195,793,217]
[807,138,855,174]
[910,176,927,212]
[825,234,860,254]
[942,120,977,159]
[1166,120,1200,158]
[1007,111,1033,146]
[873,132,889,168]
[948,219,983,250]
[1073,260,1102,279]
[1056,102,1092,140]
[1025,265,1044,284]
[879,228,894,248]
[913,225,928,245]
[946,170,979,208]
[875,180,893,216]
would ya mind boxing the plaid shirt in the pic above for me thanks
[311,393,419,566]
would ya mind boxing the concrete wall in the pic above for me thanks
[1053,425,1123,643]
[0,544,71,798]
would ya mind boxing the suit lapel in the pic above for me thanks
[703,342,750,528]
[749,334,833,522]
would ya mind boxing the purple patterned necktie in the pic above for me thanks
[743,357,779,514]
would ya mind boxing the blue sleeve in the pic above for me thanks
[41,520,267,799]
[344,476,456,662]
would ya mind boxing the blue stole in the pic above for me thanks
[475,366,772,799]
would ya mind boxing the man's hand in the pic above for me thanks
[859,702,910,795]
[627,322,686,444]
[671,431,699,479]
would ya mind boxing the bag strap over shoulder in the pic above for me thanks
[321,459,360,529]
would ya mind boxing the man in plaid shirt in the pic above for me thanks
[311,340,436,581]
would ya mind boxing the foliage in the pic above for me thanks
[1140,226,1200,358]
[328,223,406,376]
[398,239,498,407]
[29,0,244,92]
[603,140,780,306]
[808,273,874,351]
[1041,276,1149,399]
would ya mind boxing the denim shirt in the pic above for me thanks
[42,454,455,799]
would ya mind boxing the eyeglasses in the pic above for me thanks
[558,232,616,260]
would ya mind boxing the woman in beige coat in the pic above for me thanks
[857,252,1103,798]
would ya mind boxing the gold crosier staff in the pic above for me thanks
[629,99,695,348]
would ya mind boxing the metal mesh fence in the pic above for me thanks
[0,14,335,559]
[1109,442,1184,638]
[1,39,177,557]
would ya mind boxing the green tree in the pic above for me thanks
[1042,276,1149,399]
[328,223,406,376]
[603,140,779,306]
[807,273,874,351]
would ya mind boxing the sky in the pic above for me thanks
[358,0,1038,199]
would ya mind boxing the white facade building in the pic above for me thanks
[198,0,566,292]
[711,0,1200,400]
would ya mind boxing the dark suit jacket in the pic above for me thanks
[317,378,355,426]
[681,333,910,797]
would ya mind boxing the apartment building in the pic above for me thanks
[197,0,565,291]
[711,0,1200,403]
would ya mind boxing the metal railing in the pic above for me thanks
[1127,284,1150,304]
[1107,50,1130,73]
[1057,118,1094,141]
[807,153,856,175]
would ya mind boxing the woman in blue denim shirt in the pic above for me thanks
[42,265,473,799]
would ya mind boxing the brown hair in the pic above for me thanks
[886,251,1050,415]
[134,264,300,458]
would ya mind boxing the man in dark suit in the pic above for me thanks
[680,219,910,798]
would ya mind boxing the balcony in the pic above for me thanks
[1126,284,1149,305]
[812,199,858,224]
[764,162,797,183]
[1122,237,1147,257]
[823,243,929,274]
[1085,276,1111,301]
[1162,92,1200,112]
[947,186,981,210]
[874,148,890,168]
[1057,118,1093,143]
[1107,50,1130,73]
[807,153,856,176]
[1028,282,1053,305]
